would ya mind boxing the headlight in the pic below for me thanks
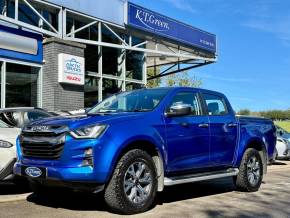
[0,140,13,148]
[70,125,107,139]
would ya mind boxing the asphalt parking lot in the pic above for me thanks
[0,162,289,218]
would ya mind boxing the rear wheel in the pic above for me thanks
[235,148,263,192]
[104,149,157,214]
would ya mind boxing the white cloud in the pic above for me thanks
[242,18,290,47]
[161,0,199,14]
[239,1,290,47]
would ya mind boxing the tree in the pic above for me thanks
[163,71,202,87]
[146,68,161,88]
[237,109,251,115]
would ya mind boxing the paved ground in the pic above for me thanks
[0,161,289,218]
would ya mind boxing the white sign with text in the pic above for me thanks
[58,53,85,85]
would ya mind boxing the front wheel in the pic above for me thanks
[104,149,157,214]
[235,148,263,192]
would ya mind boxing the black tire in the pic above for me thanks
[235,148,263,192]
[104,149,157,215]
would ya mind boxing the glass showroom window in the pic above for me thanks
[126,50,145,81]
[6,0,58,32]
[102,26,124,77]
[85,76,99,108]
[85,45,99,74]
[5,63,39,107]
[126,82,143,91]
[102,79,123,100]
[125,36,145,81]
[102,47,123,77]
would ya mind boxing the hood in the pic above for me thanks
[29,112,145,130]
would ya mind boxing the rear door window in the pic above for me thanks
[202,93,228,116]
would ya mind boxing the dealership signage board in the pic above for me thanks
[0,24,43,63]
[45,0,125,26]
[58,54,85,85]
[127,3,217,54]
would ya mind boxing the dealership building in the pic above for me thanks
[0,0,217,111]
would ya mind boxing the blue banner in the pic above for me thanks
[127,3,216,54]
[0,24,43,64]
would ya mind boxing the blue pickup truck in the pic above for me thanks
[14,87,276,214]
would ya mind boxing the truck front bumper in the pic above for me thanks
[14,162,105,192]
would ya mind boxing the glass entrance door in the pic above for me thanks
[5,62,40,107]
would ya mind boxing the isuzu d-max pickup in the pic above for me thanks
[14,87,276,214]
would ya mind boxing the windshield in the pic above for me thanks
[88,89,169,114]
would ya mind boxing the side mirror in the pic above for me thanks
[165,104,192,117]
[279,130,283,136]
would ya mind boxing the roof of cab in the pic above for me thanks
[147,86,225,96]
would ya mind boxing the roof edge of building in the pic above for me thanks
[43,37,87,49]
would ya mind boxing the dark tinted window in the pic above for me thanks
[203,94,228,116]
[169,92,201,116]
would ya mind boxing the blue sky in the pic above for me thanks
[131,0,290,111]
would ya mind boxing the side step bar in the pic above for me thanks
[164,168,239,186]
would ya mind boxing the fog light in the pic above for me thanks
[82,158,93,167]
[82,148,94,167]
[84,148,93,157]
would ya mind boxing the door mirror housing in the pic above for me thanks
[165,104,192,117]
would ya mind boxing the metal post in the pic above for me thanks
[38,9,43,28]
[1,62,6,108]
[98,22,103,102]
[38,67,43,108]
[143,52,147,86]
[58,7,63,38]
[121,35,126,91]
[121,49,126,91]
[15,0,18,20]
[62,9,66,38]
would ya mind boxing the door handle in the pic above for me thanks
[227,123,237,128]
[198,123,209,128]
